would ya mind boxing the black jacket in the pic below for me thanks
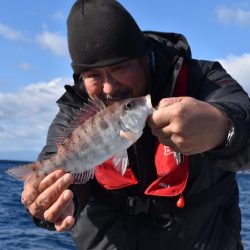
[37,32,250,250]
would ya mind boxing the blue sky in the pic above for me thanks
[1,0,250,161]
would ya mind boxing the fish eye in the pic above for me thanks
[125,102,133,110]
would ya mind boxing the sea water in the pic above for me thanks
[0,160,76,250]
[0,160,249,250]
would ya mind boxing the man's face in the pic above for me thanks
[80,57,149,105]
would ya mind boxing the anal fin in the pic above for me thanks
[72,169,95,184]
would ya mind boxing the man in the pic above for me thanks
[21,0,250,249]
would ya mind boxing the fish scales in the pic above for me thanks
[6,95,153,183]
[62,105,125,173]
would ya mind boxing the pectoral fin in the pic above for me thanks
[112,151,129,175]
[120,130,137,143]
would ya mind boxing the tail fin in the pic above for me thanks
[6,162,40,181]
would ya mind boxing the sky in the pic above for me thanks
[0,0,250,161]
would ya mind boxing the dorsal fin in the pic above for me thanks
[54,96,106,148]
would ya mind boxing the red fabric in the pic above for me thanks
[95,159,138,189]
[154,144,179,176]
[145,143,189,196]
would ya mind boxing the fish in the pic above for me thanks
[6,94,153,184]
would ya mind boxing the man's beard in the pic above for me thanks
[100,88,133,105]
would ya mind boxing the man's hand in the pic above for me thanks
[148,97,232,155]
[21,169,75,232]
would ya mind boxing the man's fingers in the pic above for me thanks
[42,173,74,204]
[21,174,43,207]
[148,108,171,129]
[28,173,73,218]
[39,169,65,193]
[151,124,172,138]
[21,169,66,207]
[148,97,185,129]
[54,200,75,232]
[21,188,39,207]
[54,193,75,232]
[43,189,74,223]
[55,215,75,232]
[157,97,183,109]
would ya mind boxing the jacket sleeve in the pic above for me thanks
[189,60,250,171]
[33,102,92,230]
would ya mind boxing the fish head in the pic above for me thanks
[119,94,153,136]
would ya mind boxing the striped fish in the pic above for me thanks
[6,95,153,184]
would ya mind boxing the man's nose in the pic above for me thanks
[102,73,118,95]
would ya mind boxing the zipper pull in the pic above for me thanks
[173,152,184,165]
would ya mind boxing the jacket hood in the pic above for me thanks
[143,31,192,60]
[142,31,192,106]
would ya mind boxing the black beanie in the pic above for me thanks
[67,0,148,74]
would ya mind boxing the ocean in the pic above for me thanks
[0,160,76,250]
[0,160,249,250]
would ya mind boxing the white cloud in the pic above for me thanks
[1,53,250,161]
[218,53,250,95]
[36,30,69,57]
[0,77,70,157]
[0,22,26,41]
[216,6,250,26]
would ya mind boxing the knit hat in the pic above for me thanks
[67,0,148,74]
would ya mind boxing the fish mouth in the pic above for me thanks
[145,94,154,114]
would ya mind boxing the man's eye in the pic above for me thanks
[112,65,123,73]
[82,73,100,80]
[89,74,99,78]
[113,63,129,73]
